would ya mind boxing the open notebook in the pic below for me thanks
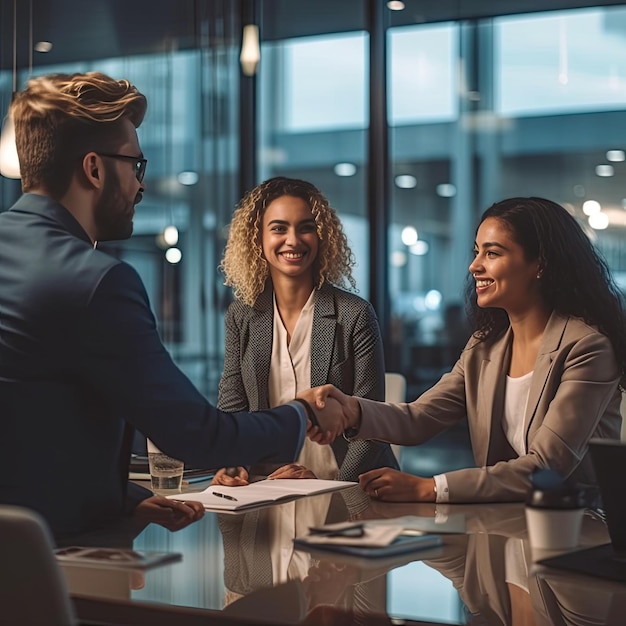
[167,479,356,512]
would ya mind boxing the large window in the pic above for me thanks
[496,8,626,116]
[2,1,626,401]
[258,32,370,296]
[388,6,626,397]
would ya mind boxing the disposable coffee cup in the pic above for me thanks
[147,439,184,494]
[525,486,584,551]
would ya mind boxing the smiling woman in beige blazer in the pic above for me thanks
[304,197,626,503]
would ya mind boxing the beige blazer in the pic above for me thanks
[356,312,622,502]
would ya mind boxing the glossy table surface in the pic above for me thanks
[60,482,626,626]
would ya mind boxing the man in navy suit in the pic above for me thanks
[0,72,346,538]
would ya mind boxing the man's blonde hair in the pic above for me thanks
[11,72,147,198]
[220,177,357,307]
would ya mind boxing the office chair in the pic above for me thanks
[385,372,407,462]
[0,505,76,626]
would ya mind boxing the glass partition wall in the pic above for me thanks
[1,0,626,403]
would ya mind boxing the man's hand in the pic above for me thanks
[268,463,317,479]
[358,468,436,502]
[132,496,205,531]
[295,395,347,444]
[298,385,361,444]
[211,466,249,486]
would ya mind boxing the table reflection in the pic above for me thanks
[60,486,625,626]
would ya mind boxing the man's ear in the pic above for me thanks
[82,152,103,188]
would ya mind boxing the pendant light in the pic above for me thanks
[0,0,20,179]
[240,24,260,76]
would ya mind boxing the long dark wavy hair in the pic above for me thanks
[465,197,626,384]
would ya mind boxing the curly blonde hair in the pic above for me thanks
[12,72,147,198]
[220,177,357,306]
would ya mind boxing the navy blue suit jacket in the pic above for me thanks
[0,194,305,537]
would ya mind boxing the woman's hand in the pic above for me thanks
[211,467,249,486]
[132,496,204,531]
[358,468,436,502]
[298,385,361,444]
[268,463,317,479]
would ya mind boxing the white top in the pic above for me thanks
[504,537,530,592]
[267,289,337,582]
[503,370,533,457]
[434,370,533,503]
[268,289,338,480]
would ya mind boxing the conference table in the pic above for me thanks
[61,482,626,626]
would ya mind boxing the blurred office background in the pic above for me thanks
[2,0,626,474]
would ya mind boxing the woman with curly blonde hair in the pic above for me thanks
[214,177,398,485]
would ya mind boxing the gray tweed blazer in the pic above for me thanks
[218,282,399,479]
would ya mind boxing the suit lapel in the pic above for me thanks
[310,286,337,387]
[476,328,513,466]
[249,285,274,410]
[523,312,567,443]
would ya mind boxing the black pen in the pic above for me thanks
[212,491,238,502]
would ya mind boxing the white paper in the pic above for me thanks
[167,478,356,511]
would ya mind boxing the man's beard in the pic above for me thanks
[93,163,136,241]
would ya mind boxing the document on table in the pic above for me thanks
[167,479,356,512]
[293,522,442,558]
[55,546,182,570]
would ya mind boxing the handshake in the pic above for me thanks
[295,385,361,445]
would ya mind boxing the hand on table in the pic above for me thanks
[268,463,317,479]
[133,496,204,531]
[211,467,250,486]
[358,468,436,502]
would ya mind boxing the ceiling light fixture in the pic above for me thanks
[334,162,357,177]
[395,174,417,189]
[0,0,21,178]
[606,150,625,162]
[34,41,52,53]
[240,24,260,76]
[595,164,614,177]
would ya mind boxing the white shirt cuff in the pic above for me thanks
[433,474,450,503]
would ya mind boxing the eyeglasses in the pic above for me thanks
[98,153,147,183]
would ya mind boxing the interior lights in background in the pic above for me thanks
[436,183,456,198]
[165,247,182,264]
[0,0,20,179]
[582,200,601,216]
[333,162,357,177]
[588,212,609,230]
[391,251,407,267]
[622,199,626,209]
[163,225,179,246]
[595,164,614,177]
[34,41,52,53]
[177,171,199,186]
[425,289,442,311]
[401,226,418,246]
[240,24,260,76]
[0,114,20,178]
[606,150,625,162]
[409,240,429,255]
[387,1,405,10]
[573,185,585,198]
[395,174,417,189]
